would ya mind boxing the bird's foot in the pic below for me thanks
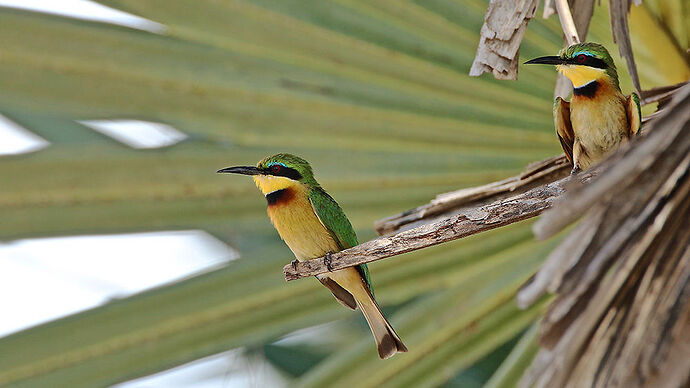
[291,259,299,271]
[324,252,334,272]
[570,165,581,176]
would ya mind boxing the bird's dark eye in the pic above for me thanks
[576,54,587,63]
[271,165,282,173]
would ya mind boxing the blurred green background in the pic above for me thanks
[0,0,687,387]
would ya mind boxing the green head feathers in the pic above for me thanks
[257,153,318,186]
[525,42,620,90]
[560,43,619,87]
[559,43,615,67]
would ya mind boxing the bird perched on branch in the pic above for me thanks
[525,42,641,173]
[218,153,407,359]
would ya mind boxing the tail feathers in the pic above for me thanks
[357,296,407,359]
[317,276,357,310]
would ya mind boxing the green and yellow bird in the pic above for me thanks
[218,153,407,359]
[526,42,641,173]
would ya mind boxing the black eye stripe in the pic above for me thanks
[264,166,302,180]
[586,57,608,69]
[567,55,608,69]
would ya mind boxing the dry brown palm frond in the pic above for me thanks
[469,0,539,80]
[519,84,690,388]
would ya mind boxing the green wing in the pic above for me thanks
[309,187,373,294]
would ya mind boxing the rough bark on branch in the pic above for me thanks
[469,0,538,80]
[375,155,570,235]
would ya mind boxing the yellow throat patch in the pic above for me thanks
[557,64,607,88]
[253,174,297,195]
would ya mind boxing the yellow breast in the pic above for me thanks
[570,82,628,166]
[260,181,340,260]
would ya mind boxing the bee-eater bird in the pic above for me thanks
[525,42,641,173]
[217,154,407,359]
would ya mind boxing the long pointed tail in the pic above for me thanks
[357,292,407,359]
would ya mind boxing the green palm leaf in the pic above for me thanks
[0,0,687,387]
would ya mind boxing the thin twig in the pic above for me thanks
[375,155,569,235]
[555,0,581,45]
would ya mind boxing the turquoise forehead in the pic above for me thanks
[573,49,594,56]
[560,46,595,57]
[257,153,310,168]
[257,158,286,167]
[560,42,611,59]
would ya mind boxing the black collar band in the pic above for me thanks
[573,80,599,98]
[266,189,288,205]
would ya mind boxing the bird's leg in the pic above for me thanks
[571,143,585,176]
[324,252,334,272]
[291,259,299,271]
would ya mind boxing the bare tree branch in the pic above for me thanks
[555,0,581,45]
[375,155,570,235]
[283,168,585,281]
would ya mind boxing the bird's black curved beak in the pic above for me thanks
[524,56,564,65]
[217,166,262,175]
